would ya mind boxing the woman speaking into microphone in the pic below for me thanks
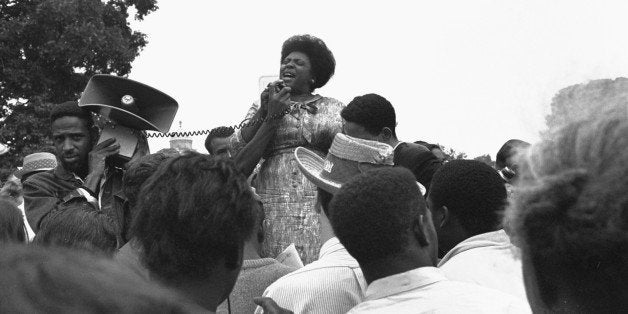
[230,34,344,264]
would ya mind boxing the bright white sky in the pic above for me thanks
[128,0,628,158]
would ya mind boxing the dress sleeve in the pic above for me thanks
[227,100,260,156]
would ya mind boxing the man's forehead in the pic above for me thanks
[51,117,90,134]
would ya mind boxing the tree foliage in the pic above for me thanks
[473,154,495,168]
[545,77,628,131]
[0,0,157,181]
[440,145,467,162]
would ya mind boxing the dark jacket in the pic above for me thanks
[23,164,126,244]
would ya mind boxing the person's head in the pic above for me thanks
[415,141,446,161]
[0,198,27,243]
[280,34,335,94]
[330,168,438,282]
[495,139,530,182]
[0,179,23,206]
[122,150,178,240]
[50,101,96,176]
[427,159,507,257]
[0,244,204,313]
[34,203,117,256]
[132,152,257,310]
[14,152,58,182]
[204,126,234,157]
[341,94,397,144]
[506,116,628,313]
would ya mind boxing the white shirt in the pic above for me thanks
[438,230,529,302]
[256,237,366,314]
[348,267,530,314]
[17,202,35,242]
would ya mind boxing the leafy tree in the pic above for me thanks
[0,0,158,181]
[440,145,467,162]
[473,154,495,168]
[545,77,628,131]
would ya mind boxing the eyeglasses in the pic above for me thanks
[498,166,516,182]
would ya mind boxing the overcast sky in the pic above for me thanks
[128,0,628,158]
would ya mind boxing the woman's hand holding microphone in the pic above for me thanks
[261,80,291,119]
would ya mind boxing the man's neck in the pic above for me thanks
[174,279,222,312]
[389,137,401,148]
[242,240,262,261]
[62,160,88,179]
[360,251,434,285]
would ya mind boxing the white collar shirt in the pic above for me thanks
[256,237,366,314]
[348,267,530,314]
[438,230,529,303]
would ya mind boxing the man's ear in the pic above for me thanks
[413,214,430,247]
[314,198,323,214]
[433,205,450,229]
[380,127,393,141]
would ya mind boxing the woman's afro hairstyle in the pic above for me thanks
[281,34,335,90]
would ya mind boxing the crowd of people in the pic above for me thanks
[0,34,626,314]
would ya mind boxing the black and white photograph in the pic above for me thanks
[1,0,627,313]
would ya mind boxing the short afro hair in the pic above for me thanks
[330,167,426,263]
[495,139,530,169]
[204,126,234,154]
[281,34,335,90]
[50,101,94,129]
[132,152,257,284]
[34,203,117,256]
[0,244,204,313]
[341,94,396,137]
[428,160,507,236]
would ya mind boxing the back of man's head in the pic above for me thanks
[123,152,174,207]
[122,150,179,241]
[496,139,530,169]
[34,203,117,256]
[0,244,204,313]
[341,94,397,137]
[49,101,94,129]
[330,167,430,264]
[132,152,257,285]
[428,159,507,251]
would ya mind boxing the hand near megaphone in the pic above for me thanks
[84,138,120,193]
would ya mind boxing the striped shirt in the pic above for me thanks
[256,237,366,314]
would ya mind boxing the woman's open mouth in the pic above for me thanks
[281,72,295,80]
